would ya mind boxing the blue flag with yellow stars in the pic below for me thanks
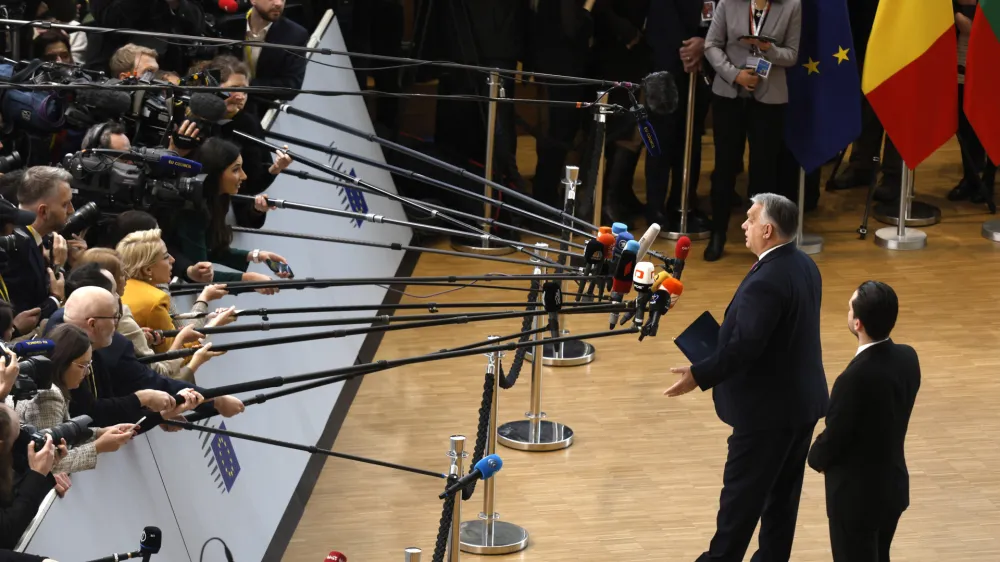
[210,422,241,493]
[785,0,861,173]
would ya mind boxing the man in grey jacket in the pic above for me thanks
[702,0,801,262]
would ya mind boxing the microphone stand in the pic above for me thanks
[277,168,588,251]
[230,225,579,271]
[226,193,582,265]
[268,132,595,241]
[83,552,145,562]
[157,310,502,337]
[169,271,604,296]
[190,326,641,402]
[232,131,555,268]
[170,300,612,320]
[140,304,624,363]
[162,420,448,480]
[270,103,598,234]
[182,322,561,423]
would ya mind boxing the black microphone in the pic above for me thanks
[75,87,133,116]
[189,93,228,121]
[542,281,562,339]
[85,526,161,562]
[439,454,503,498]
[643,71,680,116]
[639,289,669,342]
[577,238,606,301]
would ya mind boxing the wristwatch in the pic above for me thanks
[252,249,261,263]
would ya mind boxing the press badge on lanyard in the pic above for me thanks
[746,0,772,78]
[701,1,715,26]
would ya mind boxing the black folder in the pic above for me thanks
[673,311,720,364]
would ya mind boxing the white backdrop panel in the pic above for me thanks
[23,13,412,562]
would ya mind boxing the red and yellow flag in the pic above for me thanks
[965,0,1000,162]
[861,0,958,168]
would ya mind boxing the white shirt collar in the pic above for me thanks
[855,338,889,357]
[246,14,273,38]
[756,240,793,262]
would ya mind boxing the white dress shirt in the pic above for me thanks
[856,339,889,357]
[245,16,274,78]
[756,240,793,262]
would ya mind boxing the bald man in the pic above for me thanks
[56,287,244,428]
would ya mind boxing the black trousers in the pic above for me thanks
[829,510,902,562]
[957,83,987,184]
[709,96,786,234]
[534,84,589,209]
[645,71,711,215]
[696,422,815,562]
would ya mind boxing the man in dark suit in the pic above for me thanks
[643,0,712,230]
[225,0,309,113]
[666,192,830,562]
[808,281,920,562]
[2,167,81,321]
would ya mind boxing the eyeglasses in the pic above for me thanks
[73,359,93,370]
[90,312,122,324]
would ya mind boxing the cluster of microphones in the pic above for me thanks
[543,221,689,342]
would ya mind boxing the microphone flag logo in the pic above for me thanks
[205,421,241,493]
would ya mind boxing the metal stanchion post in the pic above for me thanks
[592,91,610,226]
[452,71,516,255]
[664,71,710,241]
[875,163,927,250]
[498,243,574,451]
[404,548,422,562]
[446,435,467,562]
[873,164,941,226]
[795,168,823,254]
[532,165,596,367]
[460,338,529,554]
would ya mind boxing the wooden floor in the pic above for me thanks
[283,133,1000,562]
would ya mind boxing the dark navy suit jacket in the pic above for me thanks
[691,242,830,430]
[46,309,218,431]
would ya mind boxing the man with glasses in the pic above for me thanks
[52,286,245,430]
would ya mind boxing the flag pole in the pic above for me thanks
[874,162,927,250]
[795,168,823,254]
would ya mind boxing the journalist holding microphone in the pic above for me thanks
[158,137,290,289]
[665,193,829,562]
[702,0,801,262]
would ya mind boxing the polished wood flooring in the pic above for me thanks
[283,134,1000,561]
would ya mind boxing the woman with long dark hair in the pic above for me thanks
[8,324,138,475]
[161,137,290,288]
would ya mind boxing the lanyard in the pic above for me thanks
[0,275,9,303]
[749,0,770,37]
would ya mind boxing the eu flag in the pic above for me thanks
[784,0,862,173]
[210,422,241,493]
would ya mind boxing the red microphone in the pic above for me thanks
[325,552,347,562]
[218,0,239,13]
[672,235,691,280]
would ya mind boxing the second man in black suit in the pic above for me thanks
[666,192,829,562]
[808,281,920,562]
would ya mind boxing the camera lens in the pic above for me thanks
[31,415,94,450]
[61,201,100,238]
[0,151,21,174]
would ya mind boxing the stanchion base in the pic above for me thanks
[497,420,573,451]
[797,233,824,255]
[874,227,927,250]
[524,340,596,367]
[449,235,518,256]
[662,229,711,241]
[459,520,529,555]
[873,201,942,227]
[982,219,1000,242]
